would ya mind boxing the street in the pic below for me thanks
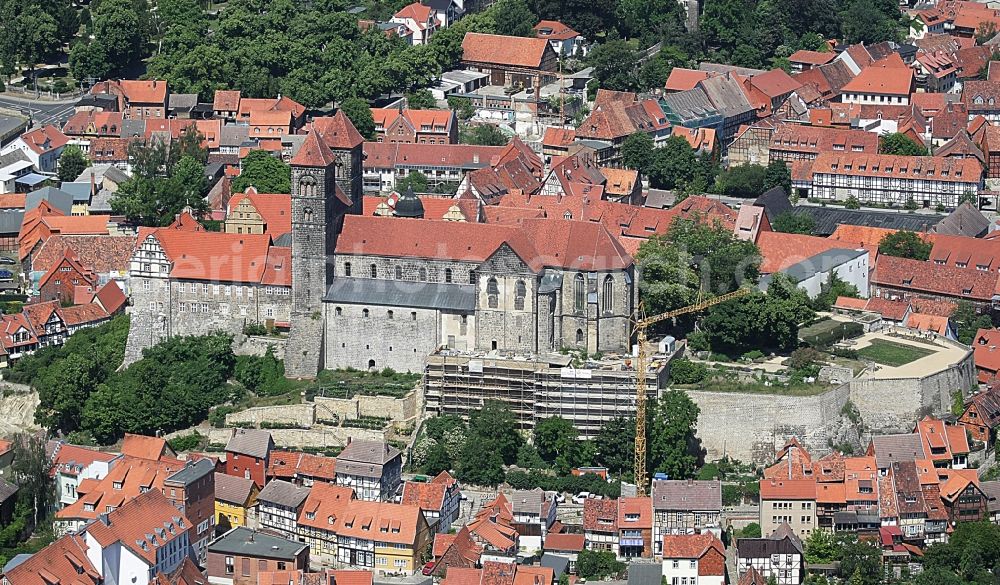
[0,94,79,127]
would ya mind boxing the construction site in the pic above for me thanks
[423,347,671,438]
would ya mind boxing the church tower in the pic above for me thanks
[285,113,364,378]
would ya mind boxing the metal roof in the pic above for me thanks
[779,248,866,283]
[796,205,944,236]
[325,278,476,311]
[208,526,307,559]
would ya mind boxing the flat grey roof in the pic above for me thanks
[779,248,866,283]
[208,526,307,559]
[325,278,476,312]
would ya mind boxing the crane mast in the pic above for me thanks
[633,288,752,496]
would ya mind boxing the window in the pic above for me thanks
[419,267,428,281]
[574,273,585,312]
[336,307,342,316]
[603,275,613,312]
[469,269,477,285]
[576,329,584,344]
[487,277,499,308]
[242,558,250,577]
[225,556,234,574]
[395,266,403,279]
[514,280,526,310]
[387,310,394,319]
[370,264,378,278]
[445,268,453,283]
[363,309,369,318]
[344,262,352,277]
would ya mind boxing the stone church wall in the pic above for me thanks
[325,303,439,373]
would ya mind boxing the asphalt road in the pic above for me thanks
[0,94,79,127]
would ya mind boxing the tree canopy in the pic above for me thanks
[649,390,701,479]
[772,211,816,235]
[230,150,292,194]
[57,145,88,184]
[880,132,928,156]
[340,98,376,141]
[878,230,932,261]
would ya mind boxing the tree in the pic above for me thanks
[771,211,816,235]
[649,135,696,190]
[461,124,508,146]
[397,171,429,193]
[111,140,209,226]
[839,0,903,44]
[424,442,452,476]
[533,416,577,464]
[594,417,634,476]
[15,13,60,76]
[90,0,148,77]
[669,358,708,384]
[844,194,861,209]
[466,401,523,465]
[878,230,932,261]
[904,196,918,210]
[701,274,814,354]
[447,96,475,120]
[588,36,638,92]
[976,21,998,45]
[838,537,882,585]
[456,441,505,486]
[492,0,537,37]
[405,89,437,109]
[648,390,700,479]
[576,549,625,580]
[58,145,89,184]
[340,97,376,141]
[621,132,655,173]
[880,132,928,156]
[763,159,791,194]
[715,164,767,198]
[811,272,860,311]
[231,150,291,194]
[951,300,993,345]
[10,433,53,527]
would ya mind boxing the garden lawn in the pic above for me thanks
[857,340,933,367]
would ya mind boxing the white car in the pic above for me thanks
[555,493,566,503]
[572,492,590,504]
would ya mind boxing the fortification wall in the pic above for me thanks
[224,404,315,428]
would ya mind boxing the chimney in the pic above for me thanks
[90,171,96,196]
[248,531,255,543]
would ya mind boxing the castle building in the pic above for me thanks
[322,192,636,373]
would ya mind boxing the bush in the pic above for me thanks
[576,549,625,580]
[687,331,711,352]
[669,358,708,384]
[789,347,824,370]
[799,320,864,348]
[168,432,204,452]
[209,406,236,428]
[503,470,621,498]
[742,350,765,362]
[243,323,268,336]
[234,347,287,396]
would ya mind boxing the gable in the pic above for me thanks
[480,242,534,275]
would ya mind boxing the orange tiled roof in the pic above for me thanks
[616,496,652,529]
[0,193,25,209]
[533,20,579,40]
[462,32,551,69]
[760,479,816,500]
[291,129,336,167]
[85,489,190,565]
[19,125,68,154]
[227,189,291,236]
[297,482,355,531]
[60,302,111,327]
[56,456,186,523]
[665,68,713,92]
[333,500,424,545]
[872,254,998,302]
[841,56,914,96]
[662,533,724,561]
[544,532,584,551]
[756,231,856,274]
[213,90,241,112]
[402,480,449,512]
[120,433,171,461]
[119,79,168,104]
[0,534,100,585]
[789,50,835,66]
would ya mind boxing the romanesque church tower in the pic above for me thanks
[285,113,364,378]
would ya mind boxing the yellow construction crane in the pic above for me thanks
[633,287,753,496]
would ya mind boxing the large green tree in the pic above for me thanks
[880,132,928,156]
[340,97,376,141]
[111,137,209,226]
[594,417,635,477]
[231,150,292,194]
[764,159,792,194]
[58,145,89,184]
[951,301,993,345]
[771,211,816,235]
[701,273,815,353]
[649,135,696,190]
[588,36,638,92]
[878,230,932,261]
[716,163,767,198]
[533,416,578,468]
[649,390,700,479]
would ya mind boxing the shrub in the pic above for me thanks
[209,406,236,428]
[687,331,711,352]
[168,432,204,452]
[742,350,765,362]
[669,358,708,384]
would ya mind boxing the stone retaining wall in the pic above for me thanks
[225,404,315,428]
[208,426,386,450]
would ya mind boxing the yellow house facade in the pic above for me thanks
[214,472,259,531]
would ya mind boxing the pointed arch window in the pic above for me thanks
[602,276,614,314]
[487,278,499,309]
[574,273,585,313]
[514,280,526,310]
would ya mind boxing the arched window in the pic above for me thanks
[576,329,584,344]
[303,206,313,223]
[299,175,317,198]
[487,277,499,309]
[603,275,613,313]
[419,267,428,281]
[344,262,352,277]
[514,280,526,310]
[445,268,453,283]
[370,264,378,278]
[335,307,342,316]
[469,270,477,285]
[387,310,394,319]
[395,266,403,279]
[574,273,585,313]
[362,308,369,318]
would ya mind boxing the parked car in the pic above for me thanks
[572,492,590,504]
[555,493,566,503]
[422,561,436,576]
[0,270,14,281]
[0,257,15,265]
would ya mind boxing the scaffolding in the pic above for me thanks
[424,349,668,437]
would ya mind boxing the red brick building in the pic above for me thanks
[224,428,274,488]
[163,458,216,564]
[37,249,98,305]
[372,108,458,144]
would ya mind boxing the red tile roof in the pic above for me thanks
[85,490,190,565]
[582,498,617,532]
[533,20,579,40]
[616,496,652,529]
[62,110,124,137]
[841,56,914,96]
[662,533,724,563]
[227,189,292,236]
[907,312,950,335]
[19,125,68,154]
[213,90,242,112]
[335,215,632,272]
[56,456,186,524]
[297,482,355,531]
[95,281,127,315]
[1,534,100,585]
[760,479,817,500]
[756,231,857,274]
[291,130,336,167]
[542,127,576,148]
[789,50,835,66]
[120,79,168,104]
[311,112,365,150]
[462,32,551,69]
[372,108,454,135]
[873,254,998,302]
[120,433,171,461]
[49,443,116,477]
[665,68,713,91]
[543,532,584,551]
[333,500,424,545]
[402,480,448,512]
[809,152,982,183]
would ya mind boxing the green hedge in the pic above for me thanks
[800,321,864,347]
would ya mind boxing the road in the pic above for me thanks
[0,94,79,127]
